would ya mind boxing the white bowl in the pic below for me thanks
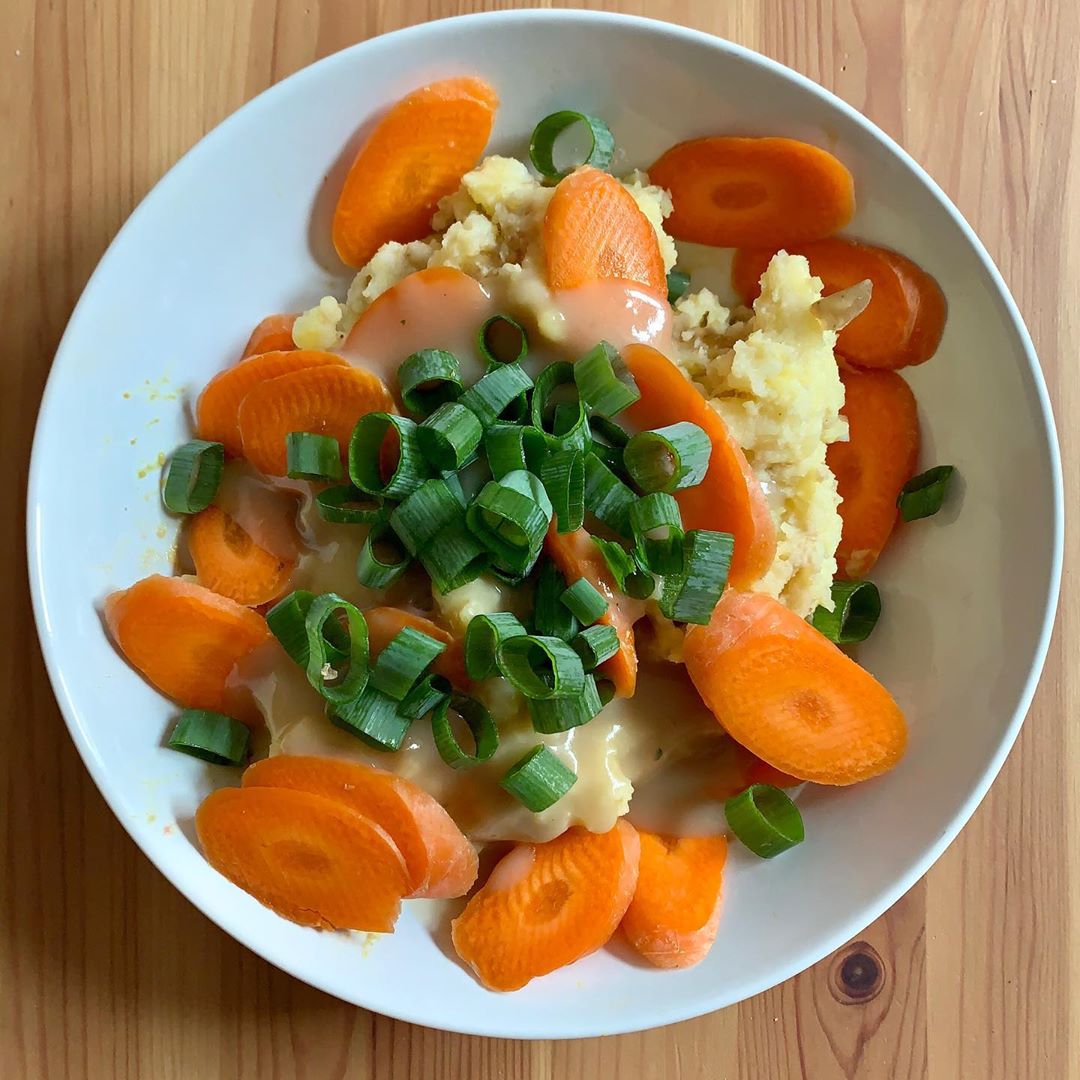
[28,10,1062,1038]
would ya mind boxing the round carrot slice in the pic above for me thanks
[650,136,854,248]
[242,756,478,899]
[451,821,640,991]
[363,606,467,686]
[880,249,947,367]
[236,364,394,476]
[196,785,408,931]
[241,313,299,358]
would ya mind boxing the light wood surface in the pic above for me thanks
[2,1,1076,1077]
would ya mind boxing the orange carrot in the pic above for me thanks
[237,363,394,476]
[362,606,467,685]
[828,366,920,579]
[451,821,640,991]
[188,505,295,607]
[621,832,727,969]
[195,785,408,931]
[196,350,348,457]
[881,249,947,367]
[544,526,641,698]
[332,77,498,269]
[649,136,854,248]
[543,166,666,293]
[242,756,477,899]
[683,590,907,785]
[621,343,777,589]
[104,575,269,723]
[241,314,298,358]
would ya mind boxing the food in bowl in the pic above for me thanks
[102,75,956,990]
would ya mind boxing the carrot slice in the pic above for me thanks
[332,77,499,269]
[544,526,641,698]
[649,136,854,248]
[242,756,478,899]
[621,343,777,589]
[104,575,270,722]
[621,832,727,969]
[237,364,394,476]
[543,166,666,293]
[683,590,907,785]
[451,821,640,991]
[828,366,920,579]
[195,785,408,931]
[241,314,299,358]
[196,349,348,458]
[188,505,296,607]
[880,249,947,367]
[362,606,467,685]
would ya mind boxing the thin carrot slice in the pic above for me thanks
[195,785,408,931]
[104,575,270,723]
[621,832,727,969]
[543,166,666,293]
[544,526,641,698]
[649,136,854,248]
[237,364,394,476]
[242,756,478,899]
[621,343,777,589]
[683,591,907,785]
[241,314,299,358]
[828,366,920,579]
[881,249,947,367]
[332,77,499,269]
[188,506,295,607]
[451,821,640,991]
[196,350,348,457]
[362,606,467,685]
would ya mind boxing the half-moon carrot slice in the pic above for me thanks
[196,349,348,457]
[237,364,394,476]
[241,314,299,358]
[543,166,666,293]
[451,820,641,991]
[683,590,907,785]
[242,756,478,899]
[621,343,776,589]
[332,77,499,269]
[621,832,727,969]
[880,248,947,367]
[195,785,408,931]
[188,505,296,607]
[362,606,467,685]
[104,575,270,722]
[649,136,854,248]
[828,365,920,579]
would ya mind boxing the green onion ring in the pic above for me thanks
[397,348,463,417]
[348,412,430,500]
[658,529,733,624]
[285,431,342,482]
[303,593,369,705]
[465,612,528,680]
[811,580,881,644]
[431,692,499,768]
[500,745,578,810]
[168,709,249,765]
[161,439,224,514]
[624,422,712,493]
[574,340,639,417]
[316,485,386,525]
[496,634,585,700]
[356,525,411,589]
[725,783,805,859]
[897,465,955,521]
[528,110,616,182]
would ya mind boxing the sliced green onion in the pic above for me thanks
[399,673,452,721]
[349,412,430,500]
[390,477,467,556]
[574,340,639,417]
[811,580,881,644]
[432,693,499,768]
[500,469,553,518]
[666,270,691,305]
[168,709,249,765]
[497,634,585,700]
[897,465,955,521]
[332,685,411,751]
[465,612,527,680]
[356,525,411,588]
[570,623,619,670]
[528,111,615,182]
[316,485,385,525]
[285,431,342,482]
[592,536,636,591]
[624,566,656,600]
[477,313,528,365]
[595,677,616,706]
[589,414,630,449]
[500,745,577,810]
[624,422,711,493]
[528,673,603,734]
[420,519,489,593]
[532,558,580,641]
[267,589,347,667]
[725,784,805,859]
[630,492,685,575]
[457,364,534,429]
[561,578,608,624]
[659,529,733,624]
[370,626,447,700]
[541,448,585,533]
[531,361,588,451]
[584,453,636,536]
[466,480,551,572]
[416,401,483,472]
[161,439,224,514]
[397,348,463,416]
[484,422,547,479]
[303,593,369,705]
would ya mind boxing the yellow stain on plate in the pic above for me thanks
[136,451,166,479]
[358,933,378,957]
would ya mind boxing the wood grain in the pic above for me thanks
[2,1,1076,1077]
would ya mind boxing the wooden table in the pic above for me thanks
[3,1,1076,1076]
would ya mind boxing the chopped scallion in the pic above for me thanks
[370,626,447,700]
[560,578,608,624]
[431,693,499,768]
[630,492,685,575]
[659,529,733,624]
[528,673,603,733]
[477,313,528,365]
[356,525,411,589]
[161,439,224,514]
[416,401,483,472]
[316,485,385,525]
[332,685,411,751]
[348,412,430,500]
[570,623,620,670]
[624,422,711,493]
[397,348,463,417]
[528,110,615,183]
[285,431,342,482]
[496,634,585,700]
[500,745,577,811]
[541,448,585,533]
[168,709,249,765]
[897,465,955,521]
[811,580,881,644]
[574,340,639,417]
[725,784,805,858]
[465,612,528,680]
